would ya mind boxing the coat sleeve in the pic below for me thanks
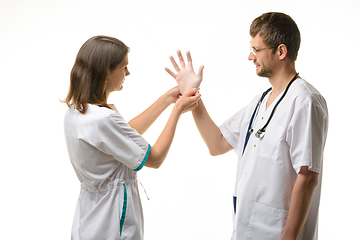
[94,112,150,171]
[286,98,328,174]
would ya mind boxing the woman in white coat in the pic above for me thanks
[63,35,201,240]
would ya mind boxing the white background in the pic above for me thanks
[1,0,359,239]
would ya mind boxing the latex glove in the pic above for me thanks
[165,50,204,94]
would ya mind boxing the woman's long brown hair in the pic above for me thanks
[63,36,129,114]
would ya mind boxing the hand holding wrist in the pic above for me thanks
[163,86,181,106]
[174,88,201,114]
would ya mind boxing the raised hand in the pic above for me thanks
[165,50,204,94]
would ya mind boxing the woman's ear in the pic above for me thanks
[278,44,288,60]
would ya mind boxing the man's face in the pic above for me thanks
[248,34,276,78]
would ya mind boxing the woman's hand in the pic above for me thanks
[164,86,181,105]
[174,88,201,114]
[165,50,204,94]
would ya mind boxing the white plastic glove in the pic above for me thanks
[165,50,204,94]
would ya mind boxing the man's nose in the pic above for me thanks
[248,52,256,61]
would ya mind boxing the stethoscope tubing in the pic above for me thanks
[250,73,299,138]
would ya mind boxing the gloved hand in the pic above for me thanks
[165,50,204,94]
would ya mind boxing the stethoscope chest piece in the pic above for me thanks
[252,73,299,140]
[243,73,299,155]
[255,129,265,139]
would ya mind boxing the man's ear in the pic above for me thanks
[278,44,288,60]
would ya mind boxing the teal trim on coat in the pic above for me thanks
[133,144,151,171]
[119,183,127,236]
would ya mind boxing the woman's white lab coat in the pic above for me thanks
[64,104,150,240]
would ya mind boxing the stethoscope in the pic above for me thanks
[243,73,299,154]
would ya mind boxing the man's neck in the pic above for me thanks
[265,69,297,110]
[268,65,298,96]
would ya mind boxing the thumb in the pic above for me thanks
[164,67,177,80]
[183,88,197,97]
[197,65,204,78]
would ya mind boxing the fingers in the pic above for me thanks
[176,88,201,113]
[168,86,180,95]
[166,86,181,104]
[183,88,197,97]
[185,92,201,112]
[185,89,201,102]
[182,101,198,113]
[166,50,199,77]
[164,67,177,79]
[177,50,186,68]
[186,51,193,68]
[197,65,204,78]
[192,92,201,101]
[169,55,181,72]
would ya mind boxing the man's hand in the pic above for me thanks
[165,50,204,94]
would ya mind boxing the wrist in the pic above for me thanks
[172,103,182,113]
[156,93,171,110]
[172,103,184,117]
[192,98,203,113]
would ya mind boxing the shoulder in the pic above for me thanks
[88,105,128,131]
[290,79,328,114]
[293,79,325,101]
[87,104,122,119]
[65,104,126,131]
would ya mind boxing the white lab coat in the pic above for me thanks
[64,104,150,240]
[219,79,328,240]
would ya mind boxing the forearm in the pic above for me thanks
[128,94,170,135]
[192,99,232,155]
[144,88,200,169]
[145,106,181,168]
[281,167,319,240]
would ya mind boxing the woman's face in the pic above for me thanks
[106,55,130,94]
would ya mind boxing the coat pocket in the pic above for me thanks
[258,124,285,160]
[246,202,288,240]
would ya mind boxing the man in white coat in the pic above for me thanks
[166,12,328,240]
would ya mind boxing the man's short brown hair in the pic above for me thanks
[250,12,301,62]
